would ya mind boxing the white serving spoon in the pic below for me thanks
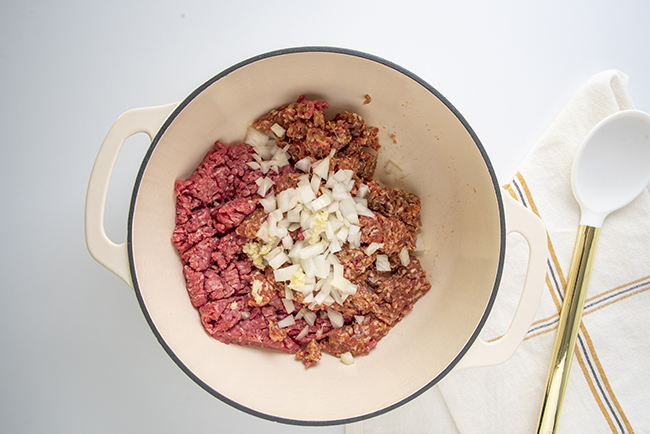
[536,109,650,434]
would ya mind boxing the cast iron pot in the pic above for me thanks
[85,47,547,425]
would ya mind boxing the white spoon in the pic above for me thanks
[536,109,650,434]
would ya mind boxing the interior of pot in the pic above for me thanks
[128,48,503,424]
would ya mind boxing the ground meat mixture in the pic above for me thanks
[173,96,432,368]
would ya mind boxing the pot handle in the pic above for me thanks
[453,192,548,371]
[84,102,179,287]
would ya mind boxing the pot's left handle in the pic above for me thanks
[84,102,179,287]
[453,192,548,370]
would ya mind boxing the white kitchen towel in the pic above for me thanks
[347,69,649,434]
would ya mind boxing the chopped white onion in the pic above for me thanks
[339,198,359,225]
[281,234,294,250]
[331,274,351,292]
[313,255,330,279]
[272,151,289,167]
[376,254,391,272]
[399,246,411,266]
[303,309,317,326]
[256,221,270,242]
[239,127,425,322]
[260,160,273,174]
[415,233,424,253]
[244,126,269,148]
[336,226,349,242]
[273,264,301,281]
[302,292,315,304]
[347,225,360,244]
[267,251,289,270]
[344,283,358,296]
[296,325,310,340]
[259,193,276,213]
[312,157,330,179]
[365,243,384,256]
[327,308,344,328]
[298,242,325,259]
[356,183,369,198]
[295,157,311,173]
[310,194,332,212]
[297,184,316,203]
[278,315,295,328]
[314,286,330,305]
[270,123,286,138]
[282,298,295,314]
[340,351,354,365]
[329,237,342,254]
[355,202,375,217]
[310,174,321,194]
[331,182,349,201]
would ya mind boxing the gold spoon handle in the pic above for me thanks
[536,224,600,434]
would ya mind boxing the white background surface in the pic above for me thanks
[2,1,649,433]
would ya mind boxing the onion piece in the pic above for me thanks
[327,308,344,328]
[344,282,358,296]
[314,286,330,305]
[260,160,273,174]
[365,243,384,256]
[270,123,286,138]
[277,188,298,213]
[298,242,326,259]
[340,351,354,365]
[415,233,424,252]
[313,255,330,279]
[312,157,330,179]
[277,315,295,328]
[267,251,290,269]
[399,246,411,266]
[331,182,349,201]
[356,183,369,198]
[272,150,289,167]
[273,264,301,281]
[310,174,321,195]
[282,298,295,314]
[339,198,359,225]
[329,237,342,254]
[295,157,311,173]
[310,194,332,212]
[281,234,294,250]
[336,226,349,242]
[303,309,317,326]
[256,221,270,242]
[244,126,269,148]
[297,184,316,203]
[376,254,391,272]
[355,202,375,217]
[296,325,310,340]
[347,225,360,244]
[300,257,316,277]
[331,274,351,292]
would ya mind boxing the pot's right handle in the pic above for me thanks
[453,192,548,371]
[84,102,179,287]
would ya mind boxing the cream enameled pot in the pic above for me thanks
[85,47,547,425]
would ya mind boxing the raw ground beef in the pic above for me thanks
[172,96,431,368]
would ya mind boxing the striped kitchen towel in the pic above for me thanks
[347,70,650,433]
